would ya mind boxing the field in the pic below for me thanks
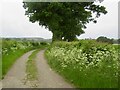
[1,38,119,88]
[45,40,119,88]
[1,38,47,79]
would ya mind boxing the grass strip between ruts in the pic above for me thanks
[26,49,40,81]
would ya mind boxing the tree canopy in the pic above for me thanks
[23,1,107,41]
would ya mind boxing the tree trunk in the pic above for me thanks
[52,31,62,42]
[65,35,78,42]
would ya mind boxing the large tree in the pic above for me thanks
[23,1,107,41]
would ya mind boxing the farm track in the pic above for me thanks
[2,50,34,88]
[36,50,73,88]
[2,50,73,88]
[0,81,2,89]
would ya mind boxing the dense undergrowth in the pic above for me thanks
[45,40,119,88]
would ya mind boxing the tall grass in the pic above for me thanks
[45,40,119,88]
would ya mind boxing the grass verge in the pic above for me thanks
[2,48,32,79]
[26,49,40,81]
[45,41,118,88]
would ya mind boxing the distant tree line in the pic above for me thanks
[96,36,120,44]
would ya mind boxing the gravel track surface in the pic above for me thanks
[2,50,34,88]
[2,50,73,88]
[35,50,73,88]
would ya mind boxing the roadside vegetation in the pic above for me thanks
[2,38,48,79]
[45,40,119,88]
[26,49,40,81]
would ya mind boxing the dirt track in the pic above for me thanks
[2,50,73,88]
[2,51,34,88]
[0,81,2,89]
[36,50,73,88]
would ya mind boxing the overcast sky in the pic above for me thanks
[0,0,119,39]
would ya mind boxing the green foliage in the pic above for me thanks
[40,42,48,46]
[118,38,120,44]
[45,40,119,88]
[23,2,107,41]
[96,36,114,44]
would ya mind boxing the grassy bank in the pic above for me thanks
[2,48,32,79]
[45,40,119,88]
